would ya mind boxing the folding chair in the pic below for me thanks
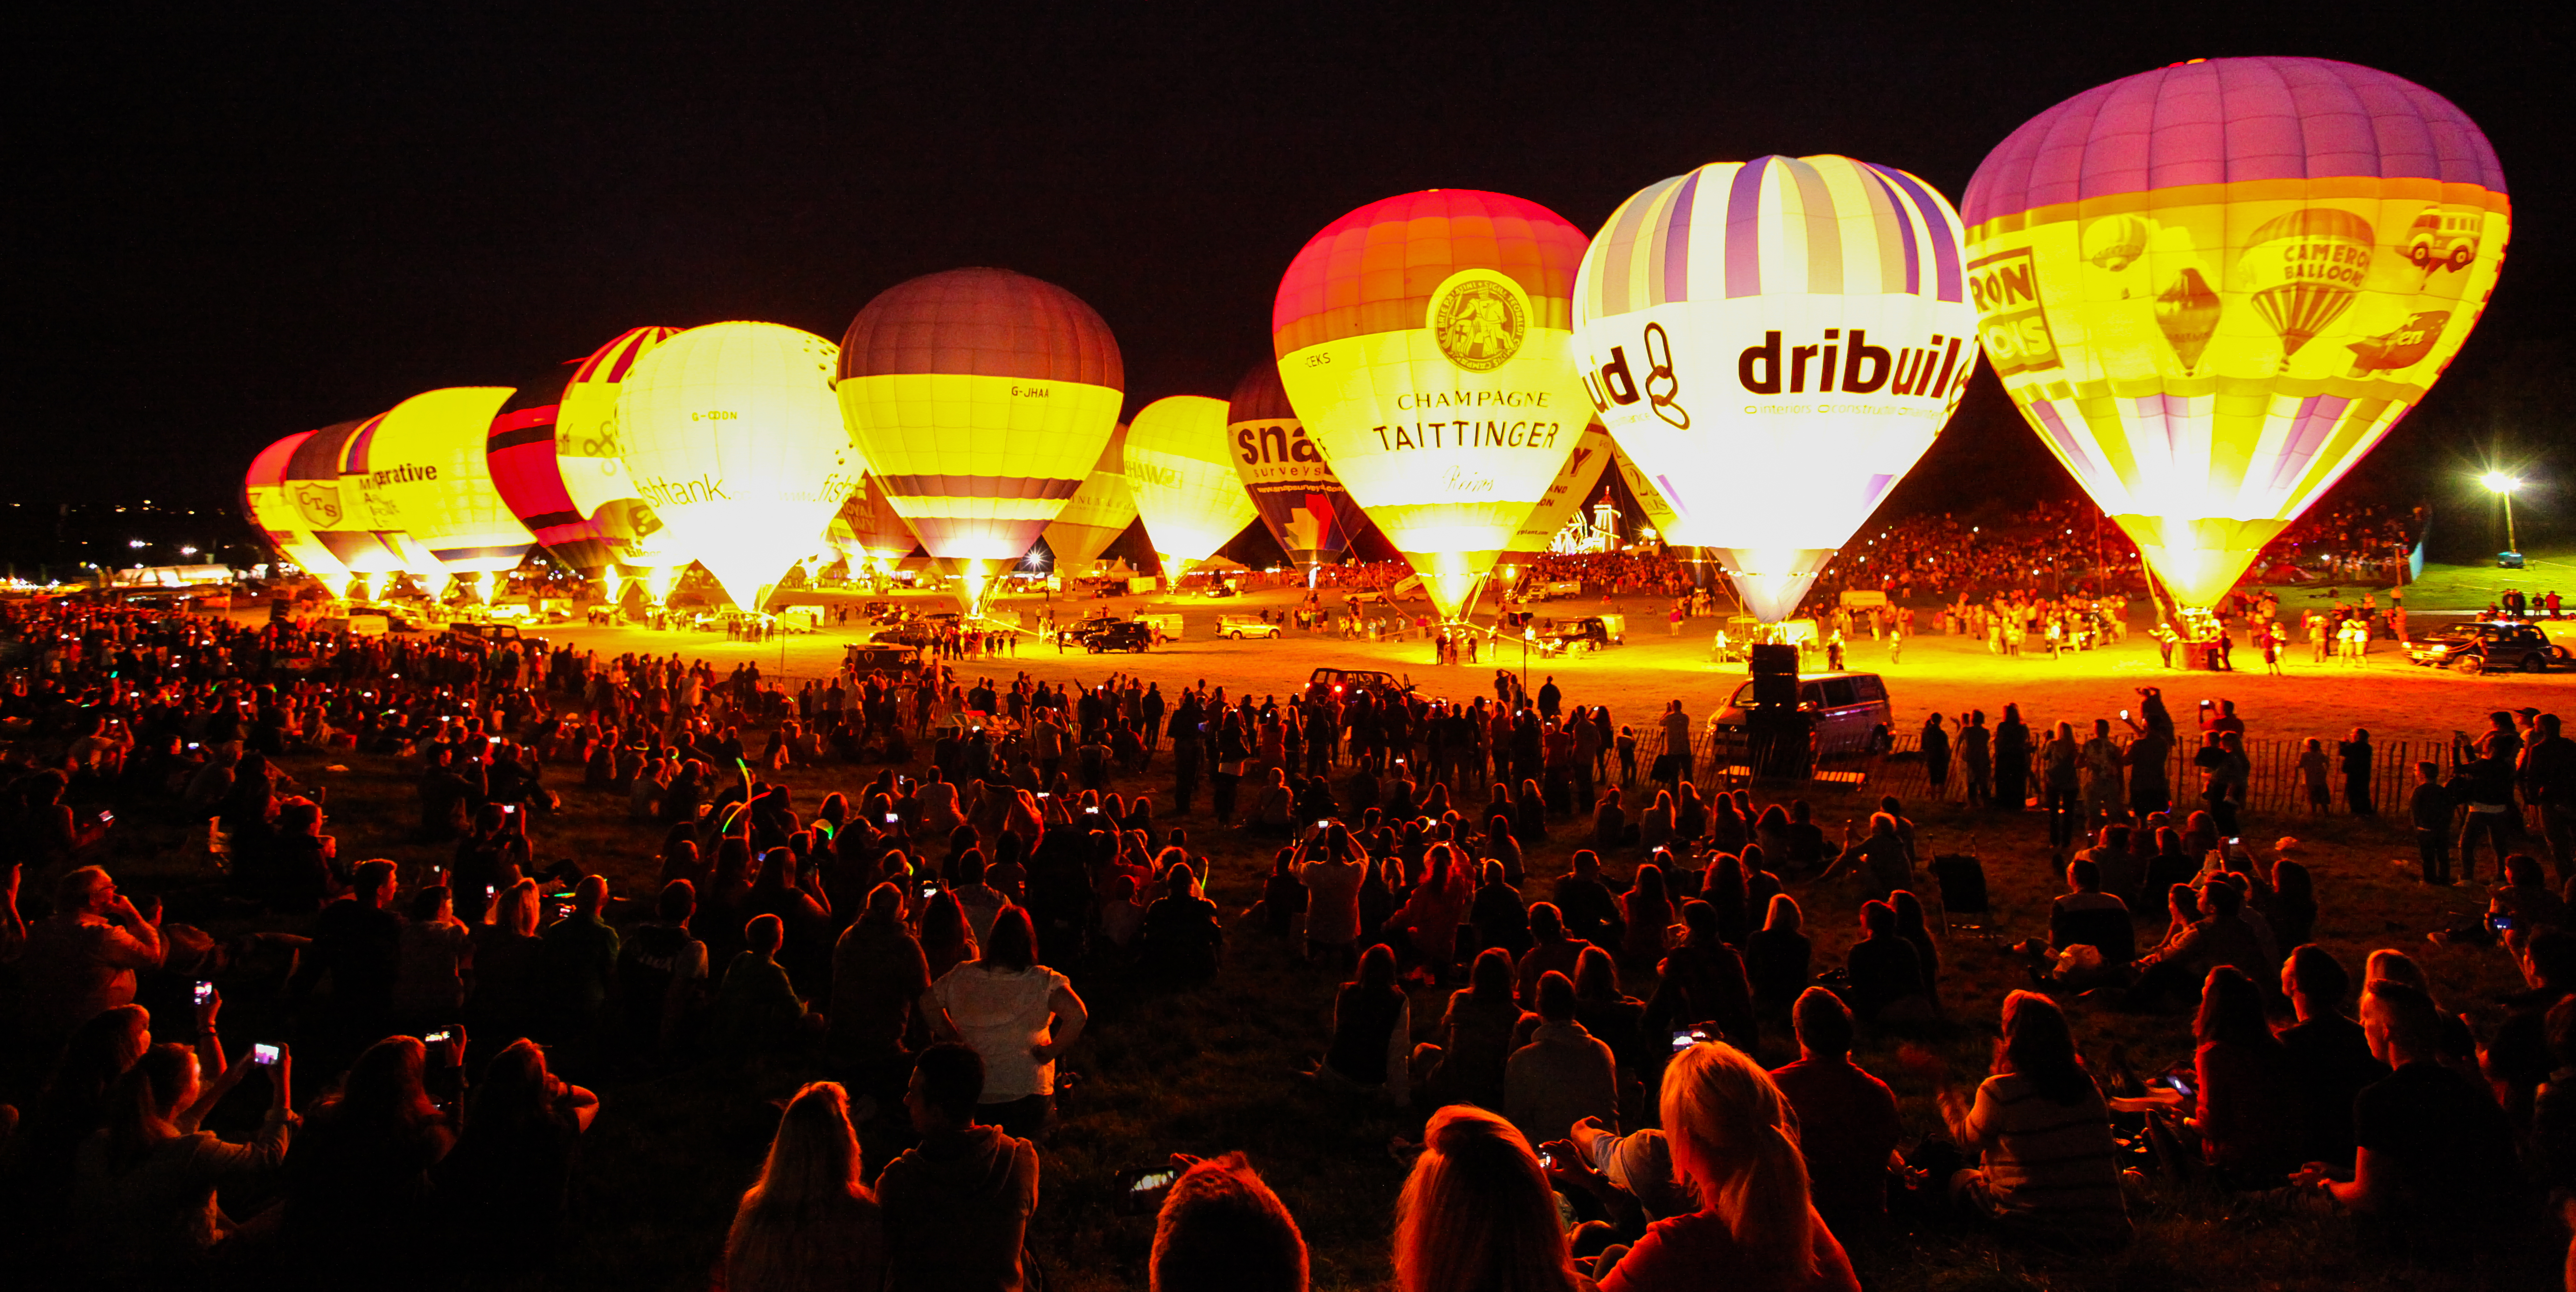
[1930,850,1996,939]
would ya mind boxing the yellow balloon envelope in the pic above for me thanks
[346,387,536,594]
[1040,425,1138,578]
[616,322,861,611]
[1123,395,1259,580]
[1504,422,1616,554]
[1964,57,2508,608]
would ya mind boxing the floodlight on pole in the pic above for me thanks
[2484,472,2522,555]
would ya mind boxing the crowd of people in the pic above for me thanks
[0,590,2567,1291]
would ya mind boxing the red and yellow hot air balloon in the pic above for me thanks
[838,268,1124,613]
[487,327,692,601]
[1964,56,2508,608]
[1273,190,1591,620]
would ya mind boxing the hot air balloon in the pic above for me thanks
[284,419,432,599]
[826,475,925,576]
[244,433,353,586]
[1039,426,1136,580]
[341,389,536,600]
[487,327,692,601]
[1574,154,1978,622]
[1273,190,1591,620]
[1964,56,2508,609]
[838,268,1124,614]
[1123,395,1259,583]
[1226,362,1373,582]
[617,322,860,612]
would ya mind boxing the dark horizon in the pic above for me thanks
[13,3,2569,536]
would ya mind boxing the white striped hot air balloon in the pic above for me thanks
[1574,154,1979,622]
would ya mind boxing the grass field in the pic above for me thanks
[93,594,2576,1291]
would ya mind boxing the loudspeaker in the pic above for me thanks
[1749,643,1798,707]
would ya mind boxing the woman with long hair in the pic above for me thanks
[1394,1105,1590,1292]
[282,1035,456,1265]
[1620,863,1674,965]
[1594,1040,1857,1291]
[1744,894,1812,1013]
[437,1038,596,1271]
[1317,944,1411,1106]
[1417,946,1526,1110]
[2112,966,2298,1180]
[723,1082,884,1292]
[1929,991,2127,1246]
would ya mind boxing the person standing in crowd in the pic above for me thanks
[923,906,1087,1140]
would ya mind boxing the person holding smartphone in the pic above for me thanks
[70,1038,296,1274]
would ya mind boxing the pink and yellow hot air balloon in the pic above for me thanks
[244,433,353,586]
[1964,56,2508,608]
[1273,190,1591,620]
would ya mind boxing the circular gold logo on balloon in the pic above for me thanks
[1427,268,1531,372]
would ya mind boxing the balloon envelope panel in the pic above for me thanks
[1227,361,1370,572]
[1041,425,1137,577]
[1963,56,2507,608]
[1124,395,1259,574]
[245,432,352,579]
[348,387,536,576]
[839,268,1125,563]
[557,326,689,573]
[618,322,859,610]
[1505,422,1616,554]
[1574,154,1978,622]
[1273,189,1591,618]
[286,419,419,576]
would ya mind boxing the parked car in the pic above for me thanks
[1086,621,1153,653]
[2403,620,2569,673]
[1305,667,1408,701]
[1533,614,1624,655]
[445,621,541,652]
[1055,615,1122,647]
[1704,670,1893,759]
[1218,614,1281,640]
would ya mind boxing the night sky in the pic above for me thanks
[14,2,2569,531]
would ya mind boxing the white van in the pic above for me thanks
[1705,671,1893,759]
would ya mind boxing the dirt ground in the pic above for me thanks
[515,580,2576,751]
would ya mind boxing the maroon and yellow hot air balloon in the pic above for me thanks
[837,268,1125,611]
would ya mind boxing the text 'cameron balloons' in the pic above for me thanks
[487,327,688,586]
[1964,56,2508,608]
[1228,361,1371,576]
[1040,425,1136,579]
[617,322,859,611]
[1575,154,1978,622]
[1273,190,1590,620]
[838,268,1125,598]
[347,388,536,597]
[244,432,352,583]
[1123,395,1259,580]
